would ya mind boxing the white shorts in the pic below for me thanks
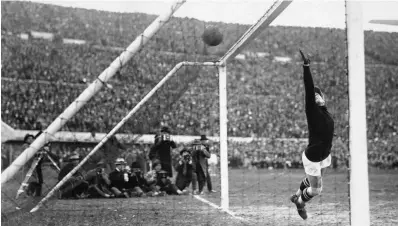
[302,152,331,177]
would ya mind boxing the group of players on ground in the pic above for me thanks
[57,128,216,199]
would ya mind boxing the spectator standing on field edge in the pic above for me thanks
[149,126,176,178]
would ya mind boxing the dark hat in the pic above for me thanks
[180,148,191,155]
[314,86,324,98]
[131,161,141,169]
[23,134,34,143]
[200,135,208,141]
[160,126,171,133]
[158,170,168,178]
[192,139,202,146]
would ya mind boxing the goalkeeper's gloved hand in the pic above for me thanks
[299,49,311,65]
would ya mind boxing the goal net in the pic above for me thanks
[1,1,398,225]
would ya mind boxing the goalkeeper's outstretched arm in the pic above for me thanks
[299,50,316,109]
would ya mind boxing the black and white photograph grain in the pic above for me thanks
[1,0,397,225]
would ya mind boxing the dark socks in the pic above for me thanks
[300,178,310,192]
[301,187,314,202]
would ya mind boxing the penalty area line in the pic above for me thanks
[192,195,247,222]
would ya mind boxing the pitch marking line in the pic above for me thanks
[192,195,247,222]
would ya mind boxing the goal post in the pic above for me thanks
[218,63,229,210]
[218,0,293,210]
[345,1,370,225]
[1,0,187,185]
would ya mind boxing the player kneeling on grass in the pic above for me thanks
[86,161,114,198]
[109,158,130,198]
[290,50,335,220]
[174,148,193,195]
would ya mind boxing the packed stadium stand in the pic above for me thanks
[1,1,397,169]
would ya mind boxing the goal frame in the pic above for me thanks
[345,1,370,225]
[28,0,293,212]
[2,1,370,224]
[31,61,222,212]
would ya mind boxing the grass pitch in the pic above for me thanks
[2,168,397,226]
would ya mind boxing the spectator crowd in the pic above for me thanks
[1,1,397,170]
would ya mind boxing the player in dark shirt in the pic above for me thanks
[86,161,113,198]
[58,154,89,199]
[109,158,130,198]
[290,50,335,220]
[148,126,177,178]
[174,148,193,193]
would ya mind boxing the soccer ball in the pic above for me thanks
[202,27,223,46]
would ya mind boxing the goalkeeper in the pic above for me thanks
[290,50,335,220]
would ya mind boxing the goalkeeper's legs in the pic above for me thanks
[298,175,323,203]
[295,177,311,197]
[291,152,327,220]
[291,175,323,220]
[297,167,327,202]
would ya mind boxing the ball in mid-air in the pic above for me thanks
[202,27,223,46]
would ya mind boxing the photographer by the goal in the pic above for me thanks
[191,138,211,195]
[149,126,177,178]
[174,148,193,194]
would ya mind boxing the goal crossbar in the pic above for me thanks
[220,0,292,62]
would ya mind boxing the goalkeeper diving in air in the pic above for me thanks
[290,50,335,220]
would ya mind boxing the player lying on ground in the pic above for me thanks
[290,50,335,220]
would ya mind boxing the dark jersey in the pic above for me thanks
[149,135,177,177]
[58,163,83,181]
[127,172,146,188]
[109,169,128,190]
[303,66,335,162]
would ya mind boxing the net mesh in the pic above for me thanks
[1,1,398,225]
